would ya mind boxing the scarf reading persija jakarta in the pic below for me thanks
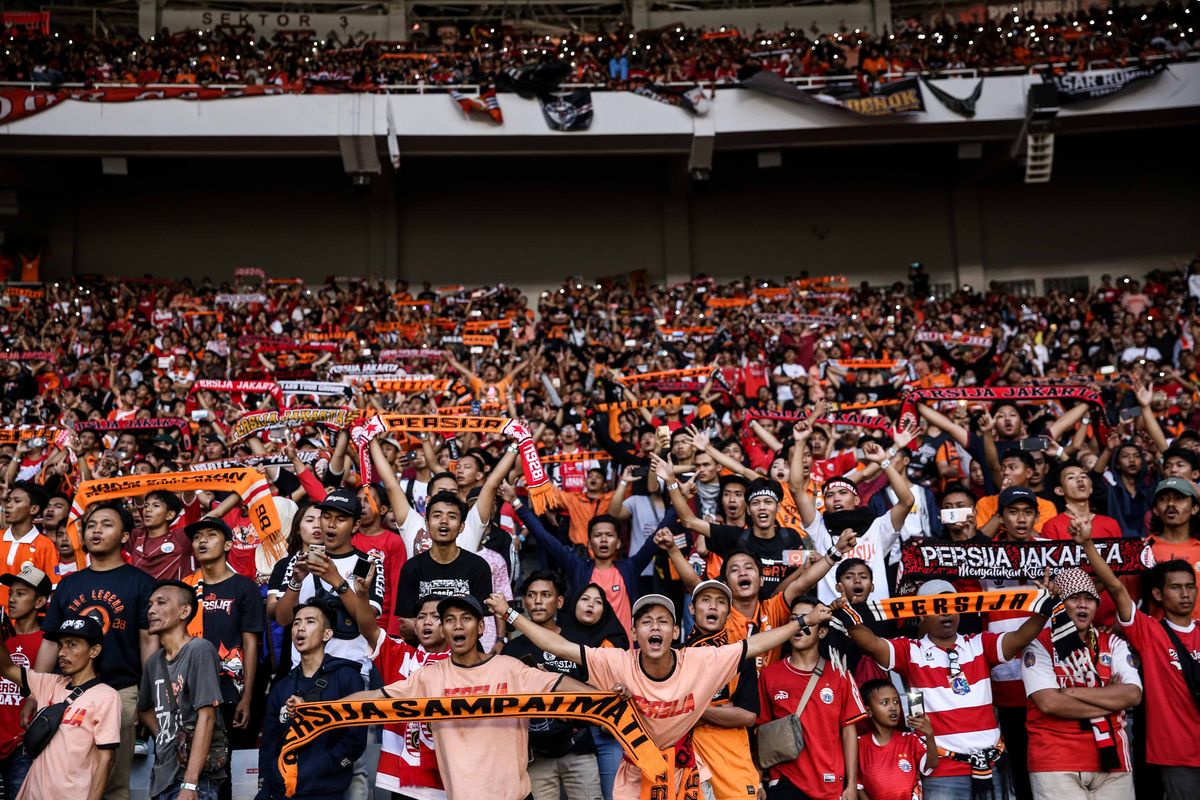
[66,469,283,569]
[280,694,668,798]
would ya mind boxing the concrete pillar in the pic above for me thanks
[138,0,158,39]
[386,0,409,41]
[662,162,692,286]
[949,185,986,292]
[870,0,892,34]
[366,169,398,280]
[631,0,650,31]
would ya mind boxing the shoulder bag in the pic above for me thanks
[754,658,825,770]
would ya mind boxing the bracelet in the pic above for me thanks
[668,482,680,492]
[505,608,520,626]
[618,479,628,486]
[180,784,200,792]
[286,579,302,592]
[885,447,898,459]
[1081,416,1091,426]
[507,443,520,454]
[879,459,892,471]
[511,498,523,510]
[825,548,844,563]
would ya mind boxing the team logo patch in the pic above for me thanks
[544,651,558,662]
[1023,650,1037,668]
[951,676,971,696]
[898,757,913,773]
[1100,653,1112,666]
[773,691,789,701]
[819,687,834,704]
[161,542,175,554]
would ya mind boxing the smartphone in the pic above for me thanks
[1119,406,1142,422]
[940,507,972,524]
[906,690,925,717]
[1018,437,1048,451]
[352,557,371,580]
[656,425,670,450]
[1099,365,1117,376]
[307,544,325,560]
[190,409,210,422]
[783,549,813,568]
[26,438,45,448]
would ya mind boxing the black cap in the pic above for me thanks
[436,594,485,620]
[316,488,363,519]
[998,486,1038,510]
[185,517,233,540]
[45,615,104,646]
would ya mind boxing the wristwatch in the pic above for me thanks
[511,498,524,510]
[825,547,844,563]
[335,580,351,595]
[879,458,892,471]
[180,783,200,792]
[505,608,520,626]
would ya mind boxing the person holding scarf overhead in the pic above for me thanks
[1019,564,1141,800]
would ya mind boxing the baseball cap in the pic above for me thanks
[436,594,485,620]
[998,486,1038,510]
[316,488,363,519]
[691,579,733,603]
[632,593,677,623]
[45,615,104,646]
[917,579,957,596]
[1155,477,1199,501]
[0,564,52,597]
[185,517,233,541]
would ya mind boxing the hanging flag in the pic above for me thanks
[742,70,924,116]
[921,77,984,118]
[495,62,572,100]
[450,87,504,123]
[630,80,710,115]
[1044,64,1166,104]
[541,89,593,131]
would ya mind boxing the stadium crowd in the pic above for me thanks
[1,256,1200,800]
[1,1,1197,89]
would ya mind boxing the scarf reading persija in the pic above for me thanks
[280,694,669,798]
[66,469,284,569]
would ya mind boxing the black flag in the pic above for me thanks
[541,89,593,131]
[630,79,710,115]
[495,61,572,100]
[1044,64,1166,104]
[741,70,924,116]
[921,77,983,118]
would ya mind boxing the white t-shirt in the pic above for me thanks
[773,362,806,402]
[398,505,486,558]
[808,510,900,604]
[623,495,666,577]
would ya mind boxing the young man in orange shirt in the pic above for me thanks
[0,482,57,607]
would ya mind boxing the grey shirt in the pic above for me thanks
[138,636,224,796]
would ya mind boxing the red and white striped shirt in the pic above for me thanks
[885,632,1006,777]
[372,636,449,796]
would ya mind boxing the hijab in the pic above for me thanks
[558,582,630,650]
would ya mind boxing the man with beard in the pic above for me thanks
[36,502,156,800]
[488,589,834,800]
[1019,565,1141,799]
[840,578,1053,800]
[685,579,759,800]
[504,571,601,800]
[1075,515,1200,800]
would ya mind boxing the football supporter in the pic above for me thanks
[124,490,195,581]
[0,482,57,606]
[973,451,1059,536]
[856,679,937,800]
[0,565,51,798]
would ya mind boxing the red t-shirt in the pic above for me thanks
[1040,513,1124,541]
[757,659,867,799]
[857,730,930,800]
[372,635,449,792]
[1116,610,1200,767]
[812,451,857,483]
[353,529,408,636]
[0,630,44,759]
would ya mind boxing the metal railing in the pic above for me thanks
[0,50,1193,94]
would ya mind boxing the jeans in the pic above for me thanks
[591,728,622,800]
[528,751,601,800]
[924,770,1011,800]
[0,746,33,800]
[1161,766,1200,800]
[106,685,140,800]
[152,778,220,800]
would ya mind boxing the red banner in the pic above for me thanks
[0,85,286,125]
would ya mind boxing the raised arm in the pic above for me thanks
[744,604,831,660]
[861,441,914,533]
[368,438,412,521]
[342,568,382,650]
[485,594,583,665]
[1072,515,1134,622]
[654,453,710,537]
[916,402,970,448]
[607,464,636,520]
[474,448,518,527]
[781,528,857,606]
[688,428,757,481]
[1134,384,1169,454]
[748,419,785,453]
[512,497,581,572]
[1047,401,1092,444]
[653,529,700,593]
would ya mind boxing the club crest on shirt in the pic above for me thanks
[819,687,834,704]
[1023,650,1037,668]
[898,757,913,773]
[951,676,970,695]
[773,690,789,701]
[1099,653,1112,667]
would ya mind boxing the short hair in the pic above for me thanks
[294,599,337,630]
[145,489,183,517]
[12,481,48,514]
[85,501,136,535]
[413,594,443,616]
[586,467,607,479]
[520,570,567,598]
[428,471,457,488]
[587,514,620,538]
[941,482,973,501]
[425,490,467,520]
[719,549,763,582]
[1001,450,1037,471]
[1147,559,1196,600]
[788,594,828,628]
[153,580,199,623]
[835,558,873,582]
[860,678,895,704]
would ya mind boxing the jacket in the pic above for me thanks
[257,655,367,800]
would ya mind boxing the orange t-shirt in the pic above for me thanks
[468,375,512,404]
[559,490,614,547]
[1,528,60,606]
[974,494,1058,533]
[724,593,792,670]
[382,654,562,799]
[583,643,746,800]
[1148,536,1200,621]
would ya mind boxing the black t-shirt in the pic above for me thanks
[708,524,807,599]
[395,549,493,620]
[967,432,1020,495]
[505,630,595,757]
[197,572,265,703]
[43,564,155,689]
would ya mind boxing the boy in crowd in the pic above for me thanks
[256,600,366,800]
[1,482,57,606]
[126,490,194,581]
[0,565,52,798]
[36,501,157,800]
[856,679,937,800]
[0,614,122,800]
[139,580,225,800]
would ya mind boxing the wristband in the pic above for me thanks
[180,784,200,792]
[505,608,520,626]
[879,459,892,471]
[286,579,302,592]
[667,482,680,492]
[511,498,523,510]
[825,547,844,563]
[507,443,520,454]
[885,447,898,459]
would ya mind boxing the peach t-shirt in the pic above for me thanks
[382,654,563,800]
[18,671,121,800]
[582,642,747,800]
